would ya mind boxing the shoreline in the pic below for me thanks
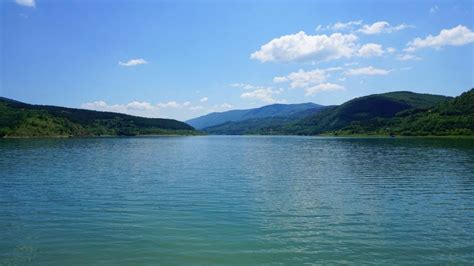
[2,134,474,139]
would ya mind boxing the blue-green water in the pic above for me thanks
[1,136,474,265]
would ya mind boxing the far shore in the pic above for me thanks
[2,134,474,139]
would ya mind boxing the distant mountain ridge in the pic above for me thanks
[0,97,196,137]
[2,89,471,138]
[186,102,325,129]
[199,89,474,136]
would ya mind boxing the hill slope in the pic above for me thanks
[0,97,196,137]
[387,89,474,136]
[289,91,452,135]
[203,91,456,136]
[186,102,324,129]
[203,106,326,135]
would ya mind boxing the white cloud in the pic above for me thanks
[240,87,285,103]
[305,83,345,96]
[126,101,154,110]
[358,43,385,57]
[405,25,474,52]
[280,69,327,88]
[81,101,108,109]
[250,31,358,63]
[189,106,205,111]
[220,103,233,109]
[344,62,359,66]
[229,83,256,90]
[387,47,396,53]
[396,54,421,61]
[346,66,391,76]
[118,58,148,67]
[200,97,208,102]
[15,0,35,7]
[273,67,345,97]
[358,21,412,35]
[430,5,439,13]
[81,101,159,118]
[273,76,288,83]
[273,67,344,89]
[316,20,363,32]
[157,101,180,108]
[81,100,210,121]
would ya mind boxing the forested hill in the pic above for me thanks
[0,97,196,137]
[289,91,453,135]
[202,89,474,136]
[283,89,473,136]
[186,102,324,129]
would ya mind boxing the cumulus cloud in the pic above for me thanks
[358,21,412,35]
[273,76,288,83]
[273,67,345,97]
[316,20,363,32]
[240,87,285,103]
[387,47,396,53]
[81,101,108,110]
[126,101,154,110]
[274,67,343,88]
[405,25,474,52]
[220,103,233,109]
[277,69,326,88]
[346,66,391,76]
[81,101,159,118]
[229,83,257,90]
[156,101,181,108]
[200,97,208,102]
[358,43,385,57]
[81,99,209,119]
[15,0,35,7]
[305,83,345,96]
[118,58,148,67]
[396,54,421,61]
[189,106,205,111]
[250,31,358,63]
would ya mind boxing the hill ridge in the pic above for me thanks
[0,97,196,137]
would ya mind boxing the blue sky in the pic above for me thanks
[1,0,473,121]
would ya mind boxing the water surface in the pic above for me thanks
[1,136,474,264]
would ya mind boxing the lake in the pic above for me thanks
[1,136,473,264]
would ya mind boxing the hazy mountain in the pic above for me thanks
[201,90,473,136]
[203,106,326,135]
[186,102,324,129]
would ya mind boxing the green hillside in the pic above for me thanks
[201,89,473,137]
[0,97,197,137]
[387,89,474,136]
[290,92,449,135]
[286,90,474,136]
[186,102,324,129]
[204,107,325,135]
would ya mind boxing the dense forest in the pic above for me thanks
[0,97,197,137]
[186,102,324,129]
[1,89,472,138]
[204,89,474,136]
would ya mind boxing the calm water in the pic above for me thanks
[1,136,474,265]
